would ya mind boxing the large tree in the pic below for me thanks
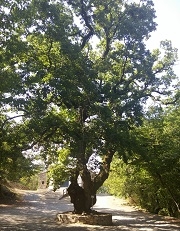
[0,0,179,213]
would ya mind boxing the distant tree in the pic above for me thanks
[0,0,179,213]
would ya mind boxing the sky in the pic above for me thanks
[146,0,180,78]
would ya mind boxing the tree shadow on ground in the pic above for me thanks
[0,193,180,230]
[93,194,180,231]
[0,191,73,230]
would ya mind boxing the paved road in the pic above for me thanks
[0,189,180,231]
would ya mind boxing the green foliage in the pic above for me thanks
[104,157,127,197]
[20,175,39,190]
[105,107,180,217]
[47,148,74,190]
[105,159,168,214]
[0,113,41,182]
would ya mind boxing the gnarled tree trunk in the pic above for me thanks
[67,168,96,214]
[67,150,114,214]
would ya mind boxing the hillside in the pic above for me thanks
[0,180,28,204]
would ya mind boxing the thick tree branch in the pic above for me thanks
[1,114,27,130]
[80,0,94,49]
[47,40,53,70]
[113,55,128,92]
[102,35,111,59]
[93,150,115,191]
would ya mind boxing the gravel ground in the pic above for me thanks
[0,189,180,231]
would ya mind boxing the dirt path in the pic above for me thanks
[0,189,180,231]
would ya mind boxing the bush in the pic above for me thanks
[104,156,180,218]
[19,175,39,190]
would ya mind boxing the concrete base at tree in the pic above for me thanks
[56,211,112,226]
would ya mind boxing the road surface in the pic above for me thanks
[0,189,180,230]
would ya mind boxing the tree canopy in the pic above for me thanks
[0,0,179,213]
